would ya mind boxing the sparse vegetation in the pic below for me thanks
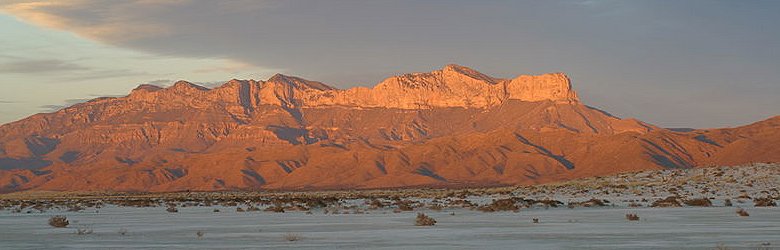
[283,233,301,241]
[48,215,69,228]
[651,196,682,207]
[75,226,93,235]
[683,198,712,207]
[754,197,777,207]
[264,205,285,213]
[478,198,519,212]
[415,213,436,226]
[736,208,750,217]
[625,213,640,221]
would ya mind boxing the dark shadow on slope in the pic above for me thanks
[693,135,721,147]
[267,125,306,145]
[415,163,447,181]
[238,81,254,113]
[639,139,693,169]
[241,169,266,185]
[647,153,684,169]
[374,159,387,175]
[59,151,80,163]
[276,160,303,174]
[163,168,187,179]
[24,136,60,156]
[0,157,52,170]
[514,134,575,170]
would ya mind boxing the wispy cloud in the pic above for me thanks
[147,79,172,86]
[0,0,174,42]
[0,59,87,73]
[38,94,124,112]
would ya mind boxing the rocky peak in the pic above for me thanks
[123,65,579,110]
[266,74,335,91]
[132,84,163,92]
[441,64,498,84]
[169,80,209,93]
[505,72,579,103]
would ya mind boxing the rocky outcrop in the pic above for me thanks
[289,64,579,109]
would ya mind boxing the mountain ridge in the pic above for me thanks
[0,64,777,193]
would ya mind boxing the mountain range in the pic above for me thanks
[1,64,778,192]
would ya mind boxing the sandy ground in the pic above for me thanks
[1,206,778,249]
[1,163,778,249]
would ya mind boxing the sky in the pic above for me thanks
[0,0,778,128]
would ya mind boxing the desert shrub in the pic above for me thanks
[247,206,261,212]
[478,198,518,212]
[754,197,777,207]
[48,215,69,228]
[264,206,285,213]
[532,218,539,223]
[196,231,204,239]
[569,198,607,208]
[76,226,93,235]
[396,200,415,211]
[118,228,128,236]
[736,208,750,217]
[415,213,436,226]
[625,213,640,221]
[283,233,302,241]
[368,199,387,209]
[724,199,733,207]
[166,206,178,213]
[213,209,220,212]
[533,199,564,208]
[428,204,443,211]
[67,205,84,212]
[683,198,712,207]
[236,207,245,212]
[650,196,681,207]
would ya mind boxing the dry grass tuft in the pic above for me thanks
[683,198,712,207]
[736,208,750,217]
[283,232,302,241]
[415,213,437,226]
[625,213,640,221]
[651,196,681,207]
[48,215,69,228]
[754,197,777,207]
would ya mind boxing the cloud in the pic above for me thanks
[0,58,148,80]
[38,94,124,112]
[0,0,175,42]
[194,81,227,88]
[146,79,172,86]
[0,59,87,73]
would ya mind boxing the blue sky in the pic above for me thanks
[0,0,778,128]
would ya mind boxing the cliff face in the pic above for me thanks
[0,64,776,193]
[268,64,578,109]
